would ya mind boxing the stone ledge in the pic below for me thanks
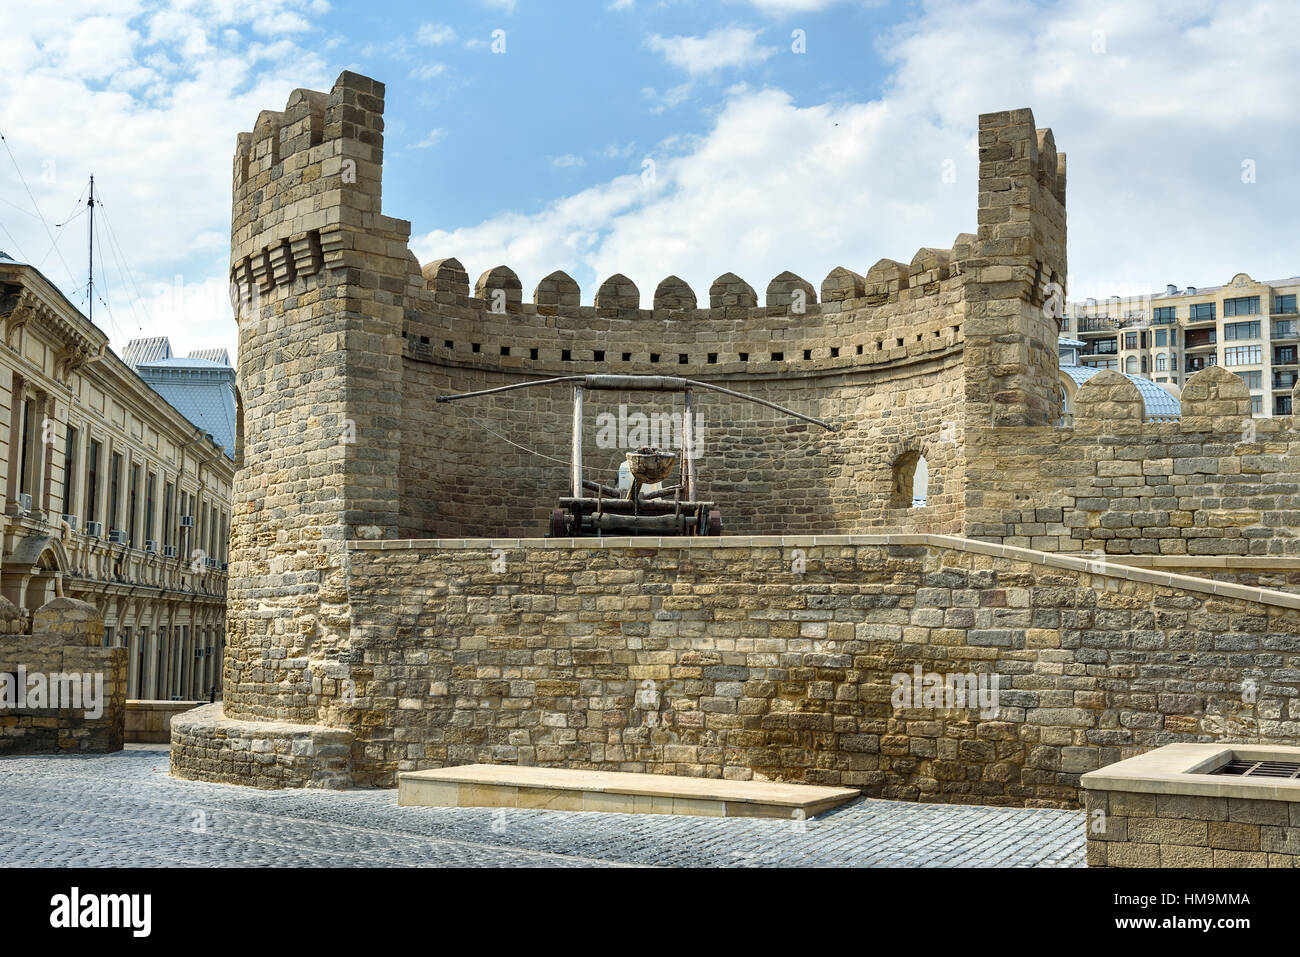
[397,764,859,818]
[1082,743,1300,802]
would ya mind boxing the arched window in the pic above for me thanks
[1125,355,1138,374]
[1156,353,1167,371]
[891,451,928,509]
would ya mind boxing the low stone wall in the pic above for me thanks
[191,533,1300,799]
[1084,789,1300,867]
[1082,745,1300,867]
[169,703,352,789]
[126,700,204,743]
[0,596,126,755]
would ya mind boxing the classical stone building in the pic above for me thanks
[0,252,233,701]
[170,72,1300,804]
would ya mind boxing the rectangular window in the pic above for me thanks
[1273,320,1297,338]
[1236,370,1262,389]
[1275,294,1298,314]
[1124,332,1138,350]
[1224,321,1260,340]
[1155,330,1167,346]
[1153,306,1177,322]
[163,482,174,548]
[18,398,32,496]
[1223,345,1261,367]
[86,440,100,523]
[1189,302,1216,321]
[1277,395,1293,416]
[1277,346,1298,365]
[1224,295,1260,316]
[108,453,121,532]
[1252,395,1263,415]
[145,473,155,542]
[128,465,139,547]
[64,426,78,516]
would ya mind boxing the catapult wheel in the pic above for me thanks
[705,508,722,536]
[549,508,569,538]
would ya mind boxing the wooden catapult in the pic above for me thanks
[437,374,838,537]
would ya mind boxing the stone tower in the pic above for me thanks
[963,108,1067,428]
[223,72,408,722]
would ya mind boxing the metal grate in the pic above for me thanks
[1211,759,1300,779]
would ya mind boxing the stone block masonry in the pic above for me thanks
[0,596,126,754]
[1082,744,1300,867]
[176,534,1300,803]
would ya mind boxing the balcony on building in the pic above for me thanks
[1077,316,1118,335]
[1080,338,1118,357]
[1274,370,1299,391]
[1184,328,1217,350]
[1274,345,1299,367]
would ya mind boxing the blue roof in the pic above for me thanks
[1061,364,1182,419]
[135,364,237,459]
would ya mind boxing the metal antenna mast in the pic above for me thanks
[87,174,94,323]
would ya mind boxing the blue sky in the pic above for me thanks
[1,0,1298,365]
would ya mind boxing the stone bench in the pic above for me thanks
[398,764,860,819]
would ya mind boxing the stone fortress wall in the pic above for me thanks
[171,71,1300,804]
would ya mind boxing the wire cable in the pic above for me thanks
[0,129,80,292]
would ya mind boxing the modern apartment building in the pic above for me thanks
[1062,272,1300,417]
[0,251,234,701]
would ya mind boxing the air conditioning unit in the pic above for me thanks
[85,521,103,538]
[16,493,31,514]
[162,544,178,558]
[179,515,194,528]
[144,540,158,554]
[62,514,78,531]
[108,529,127,545]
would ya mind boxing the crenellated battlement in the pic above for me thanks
[229,72,407,320]
[398,243,973,379]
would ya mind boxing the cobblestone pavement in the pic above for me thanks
[0,749,1084,867]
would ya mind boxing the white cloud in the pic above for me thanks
[416,23,457,45]
[551,154,586,169]
[409,0,1300,312]
[412,128,448,149]
[647,27,775,75]
[0,0,334,366]
[409,63,447,80]
[742,0,846,12]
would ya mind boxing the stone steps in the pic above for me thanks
[397,764,860,819]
